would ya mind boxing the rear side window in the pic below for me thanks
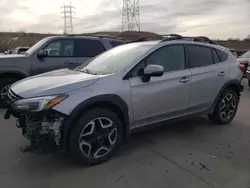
[212,49,220,64]
[74,39,105,57]
[187,45,213,68]
[216,49,228,62]
[109,40,124,47]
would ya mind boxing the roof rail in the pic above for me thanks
[124,37,151,44]
[160,34,217,45]
[66,34,126,41]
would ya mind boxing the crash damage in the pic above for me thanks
[4,89,66,155]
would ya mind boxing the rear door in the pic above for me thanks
[73,38,106,68]
[187,44,226,112]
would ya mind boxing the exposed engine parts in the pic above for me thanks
[16,111,64,146]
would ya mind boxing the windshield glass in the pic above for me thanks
[240,51,250,58]
[25,38,50,55]
[77,43,153,75]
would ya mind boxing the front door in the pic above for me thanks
[128,44,192,128]
[32,39,76,75]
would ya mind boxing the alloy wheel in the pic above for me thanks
[78,117,117,159]
[219,93,237,121]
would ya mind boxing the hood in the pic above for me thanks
[0,54,24,59]
[11,68,101,98]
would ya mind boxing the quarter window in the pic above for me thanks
[212,49,220,64]
[43,39,74,57]
[187,45,213,68]
[216,49,228,62]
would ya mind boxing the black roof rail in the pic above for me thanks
[160,34,217,45]
[124,37,150,44]
[161,34,183,42]
[66,34,126,41]
[162,34,182,39]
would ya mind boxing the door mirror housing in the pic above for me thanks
[37,50,48,59]
[144,64,164,77]
[141,64,164,82]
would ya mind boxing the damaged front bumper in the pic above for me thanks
[4,108,67,154]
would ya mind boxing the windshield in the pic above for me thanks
[240,51,250,58]
[77,43,153,75]
[25,38,50,55]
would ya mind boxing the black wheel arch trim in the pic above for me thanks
[208,79,242,114]
[60,94,129,151]
[0,70,29,78]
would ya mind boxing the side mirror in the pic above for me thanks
[141,64,164,82]
[37,50,48,59]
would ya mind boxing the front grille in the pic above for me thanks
[5,89,22,104]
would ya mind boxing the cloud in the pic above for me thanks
[0,0,249,39]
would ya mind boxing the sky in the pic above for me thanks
[0,0,249,39]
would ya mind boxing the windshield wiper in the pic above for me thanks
[76,68,98,75]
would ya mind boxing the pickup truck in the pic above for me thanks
[0,35,125,105]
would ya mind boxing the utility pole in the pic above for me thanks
[61,3,75,34]
[121,0,140,31]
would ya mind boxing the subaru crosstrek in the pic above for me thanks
[4,36,244,165]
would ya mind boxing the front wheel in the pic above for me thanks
[208,89,239,125]
[0,77,20,107]
[69,108,124,165]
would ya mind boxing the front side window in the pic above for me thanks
[43,39,74,57]
[187,45,213,68]
[145,45,185,72]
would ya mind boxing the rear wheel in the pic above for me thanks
[208,89,239,125]
[69,108,124,165]
[0,77,20,107]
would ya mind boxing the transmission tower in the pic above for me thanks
[61,3,75,34]
[121,0,140,31]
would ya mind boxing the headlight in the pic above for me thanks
[11,94,68,112]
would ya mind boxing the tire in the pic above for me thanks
[248,79,250,87]
[69,108,124,165]
[209,89,239,125]
[0,77,20,107]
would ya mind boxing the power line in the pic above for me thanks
[121,0,140,31]
[61,3,76,34]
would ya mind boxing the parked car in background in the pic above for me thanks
[12,46,30,55]
[230,48,238,57]
[237,50,250,83]
[0,35,125,105]
[4,50,13,54]
[4,35,244,165]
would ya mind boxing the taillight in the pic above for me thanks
[238,63,246,73]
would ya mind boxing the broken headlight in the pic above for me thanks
[11,94,68,112]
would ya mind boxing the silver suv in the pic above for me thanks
[4,35,244,165]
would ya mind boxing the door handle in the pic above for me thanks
[179,76,190,83]
[218,71,226,76]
